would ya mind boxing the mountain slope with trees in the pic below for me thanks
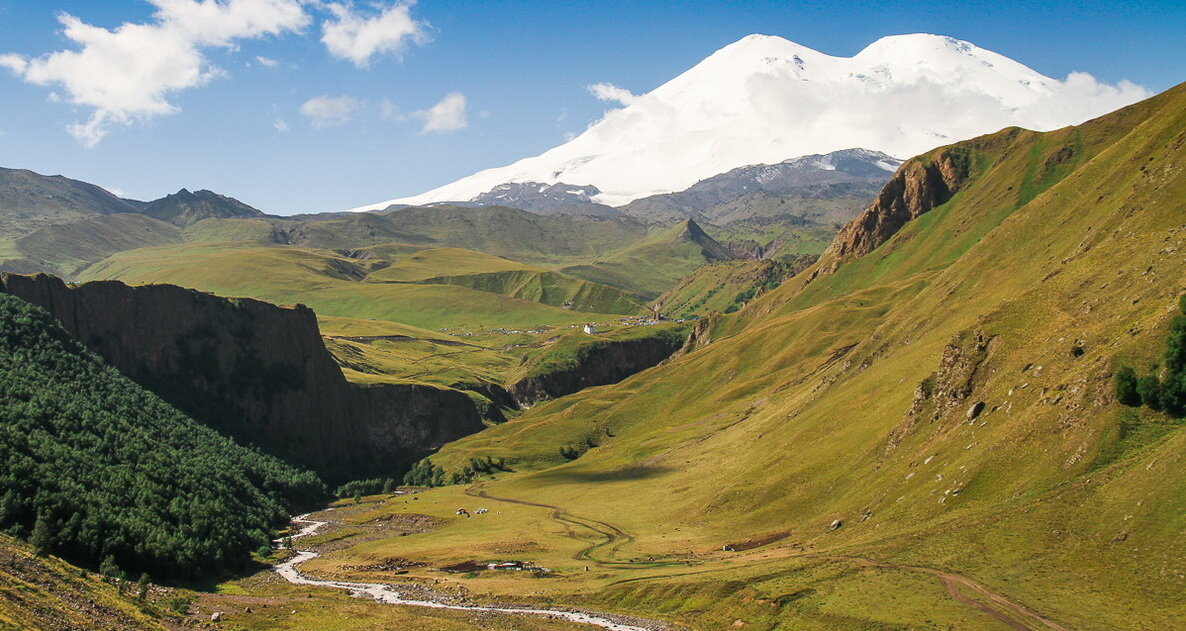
[0,292,324,579]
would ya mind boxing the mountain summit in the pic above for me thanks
[353,33,1147,211]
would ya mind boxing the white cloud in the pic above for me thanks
[320,1,429,67]
[0,0,309,146]
[273,118,289,131]
[300,94,362,127]
[587,82,637,107]
[378,99,403,121]
[414,92,467,133]
[255,55,280,67]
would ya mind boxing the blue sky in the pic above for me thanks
[0,0,1182,214]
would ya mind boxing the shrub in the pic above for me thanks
[1114,366,1142,406]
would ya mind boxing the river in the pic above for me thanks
[273,513,658,631]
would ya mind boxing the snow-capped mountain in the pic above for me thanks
[621,148,901,223]
[351,33,1148,211]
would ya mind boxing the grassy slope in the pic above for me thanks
[0,214,180,277]
[299,85,1186,630]
[657,259,806,317]
[0,535,175,631]
[563,221,733,301]
[371,247,644,314]
[79,243,627,330]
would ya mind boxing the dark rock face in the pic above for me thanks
[140,188,266,226]
[0,274,485,483]
[827,147,975,261]
[508,334,685,407]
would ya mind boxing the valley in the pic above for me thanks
[0,16,1181,631]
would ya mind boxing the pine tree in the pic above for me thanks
[30,516,53,557]
[99,554,121,580]
[136,573,150,600]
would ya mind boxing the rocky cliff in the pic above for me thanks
[824,144,979,262]
[0,273,485,483]
[508,330,686,407]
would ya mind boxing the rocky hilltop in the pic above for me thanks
[823,142,980,263]
[508,329,687,407]
[0,273,485,483]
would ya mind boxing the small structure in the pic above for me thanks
[456,508,470,518]
[583,324,597,335]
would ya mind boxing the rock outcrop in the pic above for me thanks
[0,273,485,483]
[508,332,686,407]
[825,146,977,262]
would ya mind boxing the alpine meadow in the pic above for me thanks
[0,2,1183,630]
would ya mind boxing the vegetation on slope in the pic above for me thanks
[657,256,815,317]
[0,293,324,579]
[0,533,180,631]
[322,84,1186,629]
[1116,293,1186,417]
[79,243,625,329]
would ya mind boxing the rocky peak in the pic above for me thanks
[824,146,976,262]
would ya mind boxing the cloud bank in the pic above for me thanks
[587,82,637,107]
[320,1,429,67]
[0,0,309,147]
[414,92,468,133]
[300,95,363,127]
[0,0,434,145]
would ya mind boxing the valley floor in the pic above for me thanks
[204,487,1097,631]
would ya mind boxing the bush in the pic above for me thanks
[402,459,445,487]
[1137,375,1163,411]
[1114,366,1141,406]
[333,478,398,498]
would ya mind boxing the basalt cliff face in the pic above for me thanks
[508,332,686,407]
[0,273,485,483]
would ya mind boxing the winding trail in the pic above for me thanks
[272,514,659,631]
[466,488,1075,631]
[466,487,685,569]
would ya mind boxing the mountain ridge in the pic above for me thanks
[352,32,1147,211]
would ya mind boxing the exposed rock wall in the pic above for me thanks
[508,333,686,407]
[0,273,485,483]
[826,147,977,262]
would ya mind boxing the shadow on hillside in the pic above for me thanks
[533,464,673,484]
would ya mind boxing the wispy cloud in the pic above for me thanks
[414,92,467,133]
[320,1,429,68]
[587,82,638,107]
[300,95,363,127]
[255,55,280,67]
[0,0,309,147]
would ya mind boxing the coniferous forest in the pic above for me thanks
[0,293,325,579]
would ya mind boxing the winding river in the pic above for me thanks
[273,514,655,631]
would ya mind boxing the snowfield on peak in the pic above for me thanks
[351,33,1149,211]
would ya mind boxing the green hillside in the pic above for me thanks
[0,167,138,239]
[0,533,179,630]
[0,213,180,277]
[563,219,736,300]
[282,85,1186,630]
[79,243,629,329]
[0,292,324,579]
[657,257,813,317]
